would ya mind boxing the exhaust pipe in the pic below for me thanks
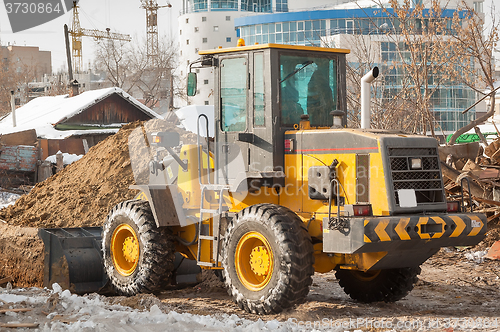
[360,67,379,129]
[10,91,16,127]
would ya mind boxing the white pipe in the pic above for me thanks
[360,67,379,129]
[10,91,16,127]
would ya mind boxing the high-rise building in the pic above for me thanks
[178,0,485,132]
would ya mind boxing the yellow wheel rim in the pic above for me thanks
[111,224,140,276]
[351,270,381,282]
[235,231,274,291]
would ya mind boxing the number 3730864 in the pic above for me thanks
[5,2,62,14]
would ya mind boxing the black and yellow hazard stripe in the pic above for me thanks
[363,214,486,243]
[134,192,148,201]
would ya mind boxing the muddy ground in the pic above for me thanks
[1,249,500,331]
[1,119,500,330]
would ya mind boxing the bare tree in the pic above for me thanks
[329,0,477,136]
[94,37,178,110]
[94,39,136,91]
[0,49,36,115]
[447,1,499,145]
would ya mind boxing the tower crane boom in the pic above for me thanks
[69,1,132,73]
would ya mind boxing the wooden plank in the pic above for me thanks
[0,308,32,314]
[0,323,39,328]
[479,168,500,179]
[0,145,37,172]
[487,212,500,223]
[473,196,500,207]
[441,162,490,198]
[439,142,480,162]
[0,130,37,147]
[0,276,13,284]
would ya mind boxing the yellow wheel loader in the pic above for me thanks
[40,43,486,314]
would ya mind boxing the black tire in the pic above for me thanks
[214,269,225,283]
[336,267,421,303]
[221,204,314,314]
[102,199,175,296]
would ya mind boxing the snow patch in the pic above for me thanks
[464,250,488,264]
[0,189,21,209]
[45,152,83,165]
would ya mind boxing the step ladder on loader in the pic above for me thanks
[196,114,229,268]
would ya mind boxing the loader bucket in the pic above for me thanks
[38,227,108,295]
[39,227,203,295]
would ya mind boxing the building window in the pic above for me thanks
[212,0,238,11]
[241,0,272,13]
[180,50,182,56]
[192,0,208,12]
[195,48,199,53]
[275,0,288,12]
[186,39,189,45]
[202,16,207,22]
[203,37,208,43]
[214,26,219,32]
[195,27,199,32]
[186,18,189,23]
[205,101,209,105]
[226,16,231,21]
[180,29,182,35]
[204,79,209,84]
[226,37,232,43]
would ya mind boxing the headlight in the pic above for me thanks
[410,158,422,169]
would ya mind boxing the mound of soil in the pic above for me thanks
[0,222,44,287]
[0,119,195,228]
[0,118,196,287]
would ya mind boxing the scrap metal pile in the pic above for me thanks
[440,139,500,249]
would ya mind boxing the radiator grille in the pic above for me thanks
[388,147,444,206]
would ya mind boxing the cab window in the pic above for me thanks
[280,54,337,127]
[221,57,247,132]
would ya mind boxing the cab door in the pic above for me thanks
[218,55,249,185]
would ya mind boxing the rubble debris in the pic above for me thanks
[440,137,500,249]
[484,240,500,260]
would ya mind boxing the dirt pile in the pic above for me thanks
[0,119,196,228]
[0,223,44,287]
[0,118,197,287]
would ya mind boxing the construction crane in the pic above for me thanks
[69,1,132,73]
[140,0,172,66]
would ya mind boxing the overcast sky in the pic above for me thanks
[0,0,497,74]
[0,0,181,72]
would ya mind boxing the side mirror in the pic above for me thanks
[151,131,180,148]
[187,72,197,96]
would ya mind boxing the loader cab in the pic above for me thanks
[189,43,349,189]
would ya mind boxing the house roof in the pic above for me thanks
[0,87,161,139]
